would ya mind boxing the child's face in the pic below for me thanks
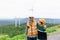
[39,21,43,25]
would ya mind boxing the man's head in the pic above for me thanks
[29,16,34,22]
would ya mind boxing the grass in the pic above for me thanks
[0,34,26,40]
[46,25,60,35]
[0,24,26,37]
[0,24,20,37]
[0,23,60,40]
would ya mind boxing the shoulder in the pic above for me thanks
[34,20,37,24]
[34,20,37,23]
[27,21,29,26]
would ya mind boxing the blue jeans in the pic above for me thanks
[27,37,37,40]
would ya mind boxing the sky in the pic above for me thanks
[0,0,60,19]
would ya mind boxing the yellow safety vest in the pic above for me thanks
[27,21,38,36]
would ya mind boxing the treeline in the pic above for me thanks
[0,23,59,37]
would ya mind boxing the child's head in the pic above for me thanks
[39,18,46,25]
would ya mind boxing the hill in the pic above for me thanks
[20,18,60,24]
[0,18,60,26]
[0,23,60,40]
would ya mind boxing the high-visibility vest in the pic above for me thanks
[27,21,38,36]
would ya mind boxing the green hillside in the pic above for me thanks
[0,23,60,40]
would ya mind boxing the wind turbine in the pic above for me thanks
[19,18,20,27]
[28,0,36,15]
[15,17,17,27]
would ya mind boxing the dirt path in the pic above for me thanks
[47,33,60,40]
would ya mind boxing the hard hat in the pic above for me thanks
[39,18,46,24]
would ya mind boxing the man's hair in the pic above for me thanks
[29,17,34,18]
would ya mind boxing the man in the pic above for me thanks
[26,17,38,40]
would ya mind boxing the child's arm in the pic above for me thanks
[43,25,47,29]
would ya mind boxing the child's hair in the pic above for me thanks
[40,21,44,25]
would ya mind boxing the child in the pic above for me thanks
[26,17,38,40]
[37,18,47,40]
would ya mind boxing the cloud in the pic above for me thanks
[0,0,60,19]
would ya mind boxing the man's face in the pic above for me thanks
[29,17,34,22]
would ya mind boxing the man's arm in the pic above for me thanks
[25,26,28,35]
